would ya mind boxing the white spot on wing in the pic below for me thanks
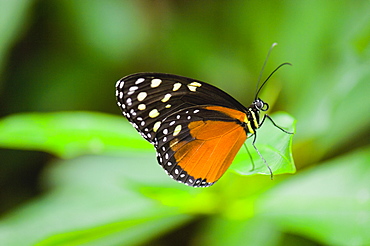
[135,78,145,84]
[190,81,202,87]
[153,121,161,132]
[138,104,146,110]
[161,93,172,102]
[149,109,160,118]
[187,82,201,92]
[151,78,162,88]
[173,125,182,136]
[129,86,138,91]
[137,92,147,101]
[173,83,182,91]
[188,86,196,92]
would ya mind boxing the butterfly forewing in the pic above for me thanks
[116,72,250,187]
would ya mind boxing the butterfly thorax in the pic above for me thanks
[242,98,268,135]
[242,106,260,135]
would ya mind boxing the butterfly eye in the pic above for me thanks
[261,102,269,111]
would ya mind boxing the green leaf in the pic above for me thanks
[231,112,296,176]
[35,213,190,246]
[0,111,151,158]
[256,146,370,246]
[0,111,296,177]
[0,155,193,245]
[195,216,281,246]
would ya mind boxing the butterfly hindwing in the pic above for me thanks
[152,106,248,187]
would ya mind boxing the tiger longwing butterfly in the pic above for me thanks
[115,65,292,187]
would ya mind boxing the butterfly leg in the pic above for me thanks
[243,143,255,171]
[260,114,293,134]
[252,132,274,180]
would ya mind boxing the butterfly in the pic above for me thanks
[115,64,291,187]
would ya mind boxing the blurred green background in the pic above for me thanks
[0,1,369,246]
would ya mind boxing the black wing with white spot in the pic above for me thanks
[115,72,247,140]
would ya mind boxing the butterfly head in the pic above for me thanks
[253,98,269,112]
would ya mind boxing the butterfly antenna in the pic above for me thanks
[254,62,292,100]
[254,42,278,98]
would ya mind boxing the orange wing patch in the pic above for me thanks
[171,120,247,183]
